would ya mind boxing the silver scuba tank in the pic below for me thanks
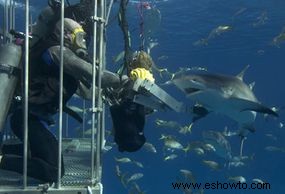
[0,43,22,132]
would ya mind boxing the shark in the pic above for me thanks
[172,65,278,156]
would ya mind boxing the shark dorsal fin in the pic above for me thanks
[249,81,255,90]
[236,65,250,80]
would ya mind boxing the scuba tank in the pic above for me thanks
[0,43,22,132]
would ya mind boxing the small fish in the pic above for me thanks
[112,50,125,63]
[155,119,180,129]
[127,173,144,184]
[157,55,168,61]
[222,126,239,137]
[252,178,265,184]
[129,183,146,194]
[179,123,193,134]
[67,105,84,114]
[84,128,97,135]
[257,49,265,55]
[182,143,192,154]
[115,165,128,188]
[202,160,220,170]
[102,145,112,153]
[180,169,196,183]
[228,176,246,183]
[194,148,205,155]
[64,139,80,153]
[164,154,178,161]
[164,138,183,150]
[231,154,255,162]
[115,157,132,163]
[232,7,247,19]
[115,165,121,177]
[265,134,277,141]
[252,11,268,27]
[264,146,285,152]
[193,38,208,46]
[271,31,285,48]
[146,41,159,54]
[194,25,232,46]
[160,134,183,150]
[133,161,144,168]
[143,142,157,153]
[203,143,216,152]
[228,161,245,168]
[207,25,232,40]
[203,130,232,160]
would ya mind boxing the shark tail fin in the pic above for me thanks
[236,64,250,80]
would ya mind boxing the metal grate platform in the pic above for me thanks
[0,138,101,193]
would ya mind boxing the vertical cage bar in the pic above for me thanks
[95,0,106,183]
[91,0,98,183]
[82,100,86,138]
[4,0,8,43]
[105,0,113,27]
[9,0,13,39]
[57,0,65,188]
[12,0,15,29]
[65,114,69,138]
[23,0,30,188]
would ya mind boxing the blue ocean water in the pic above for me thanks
[1,0,285,193]
[105,1,285,193]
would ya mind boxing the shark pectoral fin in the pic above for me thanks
[229,97,279,117]
[191,104,210,122]
[242,123,256,133]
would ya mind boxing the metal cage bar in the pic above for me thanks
[91,0,98,184]
[56,0,65,189]
[23,0,30,188]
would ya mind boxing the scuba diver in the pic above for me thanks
[27,0,161,154]
[0,18,120,183]
[110,50,155,152]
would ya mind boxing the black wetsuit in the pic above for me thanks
[0,109,64,183]
[0,37,78,183]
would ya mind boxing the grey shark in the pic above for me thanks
[172,66,278,155]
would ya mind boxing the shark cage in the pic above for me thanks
[0,0,112,193]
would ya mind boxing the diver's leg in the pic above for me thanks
[1,143,23,155]
[0,154,58,183]
[0,108,64,182]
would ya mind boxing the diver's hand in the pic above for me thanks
[129,68,155,82]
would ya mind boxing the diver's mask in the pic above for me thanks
[71,27,88,58]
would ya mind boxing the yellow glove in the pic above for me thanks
[130,68,155,82]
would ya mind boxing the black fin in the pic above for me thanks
[229,97,279,117]
[192,104,210,122]
[63,106,83,123]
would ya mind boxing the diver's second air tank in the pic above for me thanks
[0,43,22,132]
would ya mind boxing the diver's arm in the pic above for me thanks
[75,81,99,100]
[47,45,121,89]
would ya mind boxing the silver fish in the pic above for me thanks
[127,173,144,184]
[203,130,232,160]
[143,142,157,153]
[115,157,132,163]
